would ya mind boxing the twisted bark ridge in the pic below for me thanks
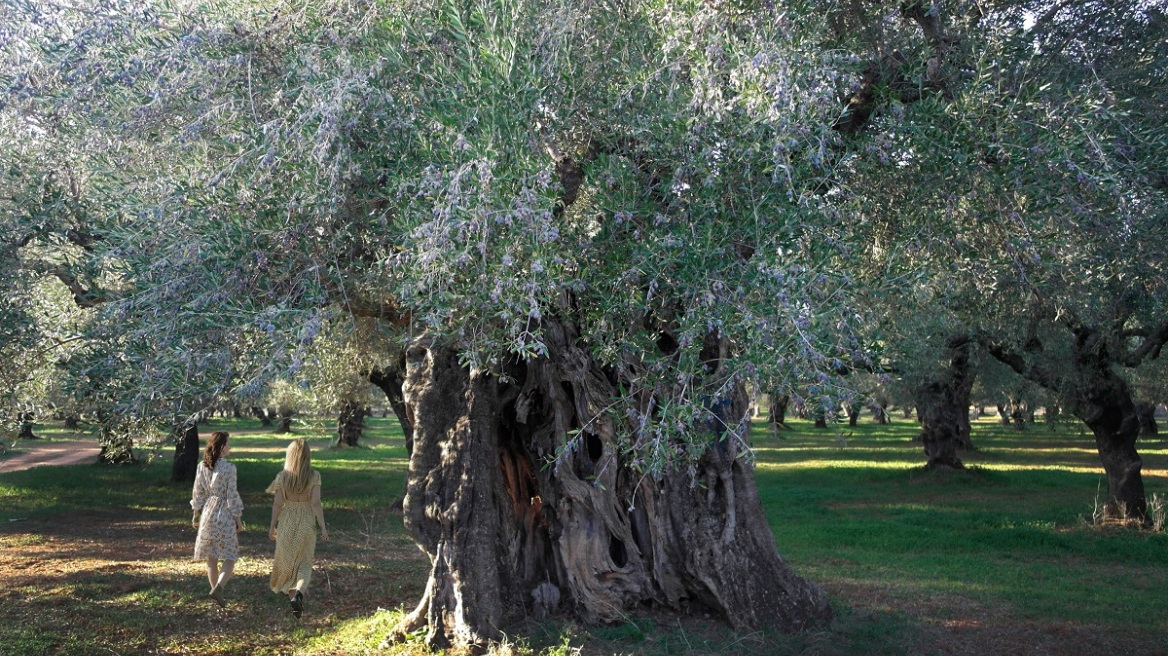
[388,325,831,650]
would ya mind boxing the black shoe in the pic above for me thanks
[209,585,226,608]
[290,591,303,618]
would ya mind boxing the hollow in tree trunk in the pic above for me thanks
[334,401,365,447]
[915,337,974,470]
[370,363,414,455]
[386,329,831,651]
[171,422,200,482]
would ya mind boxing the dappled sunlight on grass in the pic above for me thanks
[758,459,926,470]
[4,415,1168,654]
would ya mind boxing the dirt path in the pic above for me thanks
[0,440,102,474]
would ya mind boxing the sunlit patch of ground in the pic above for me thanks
[0,509,428,655]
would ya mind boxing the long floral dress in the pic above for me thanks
[268,470,321,595]
[191,459,244,561]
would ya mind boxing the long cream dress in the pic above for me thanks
[268,470,321,595]
[190,460,244,561]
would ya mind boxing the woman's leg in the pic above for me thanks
[206,559,220,590]
[214,559,236,590]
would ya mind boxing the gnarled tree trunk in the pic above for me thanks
[334,401,365,447]
[1073,374,1147,520]
[915,337,974,470]
[980,323,1156,522]
[387,328,831,651]
[171,422,200,482]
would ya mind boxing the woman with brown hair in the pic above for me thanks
[190,430,244,607]
[267,438,328,618]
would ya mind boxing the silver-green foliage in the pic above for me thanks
[2,0,873,460]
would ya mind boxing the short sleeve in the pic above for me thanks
[265,471,284,495]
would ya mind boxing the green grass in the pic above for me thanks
[1,414,1167,655]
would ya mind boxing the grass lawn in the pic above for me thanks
[1,415,1166,655]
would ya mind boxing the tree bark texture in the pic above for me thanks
[388,328,831,650]
[915,338,974,470]
[170,422,200,482]
[335,401,365,447]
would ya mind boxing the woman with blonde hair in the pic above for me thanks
[190,431,244,607]
[267,438,328,618]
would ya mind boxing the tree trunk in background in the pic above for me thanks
[387,328,831,651]
[370,363,414,455]
[1073,372,1147,520]
[18,412,38,439]
[996,403,1011,424]
[275,406,294,434]
[1010,400,1028,431]
[915,338,974,470]
[63,414,79,430]
[981,325,1152,521]
[871,400,888,424]
[846,403,861,427]
[1045,404,1060,431]
[768,393,789,431]
[901,407,914,419]
[335,402,365,447]
[812,406,827,428]
[251,406,273,427]
[171,422,200,482]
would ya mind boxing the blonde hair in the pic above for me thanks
[279,439,314,495]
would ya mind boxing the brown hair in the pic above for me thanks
[202,431,230,469]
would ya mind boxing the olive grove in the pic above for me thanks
[2,0,1166,649]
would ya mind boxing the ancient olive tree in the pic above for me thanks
[1,0,881,647]
[828,0,1168,516]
